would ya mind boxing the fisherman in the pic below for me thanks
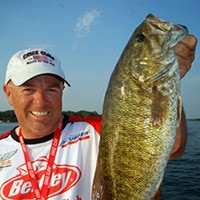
[0,34,197,200]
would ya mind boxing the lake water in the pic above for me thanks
[162,120,200,200]
[0,122,18,135]
[0,121,199,199]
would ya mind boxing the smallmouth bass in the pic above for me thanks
[92,14,188,199]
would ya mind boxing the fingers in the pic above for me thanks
[174,35,197,78]
[176,55,191,78]
[180,34,197,51]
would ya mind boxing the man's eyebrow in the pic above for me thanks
[22,82,62,88]
[48,82,62,88]
[22,82,33,87]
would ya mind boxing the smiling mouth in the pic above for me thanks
[31,111,49,117]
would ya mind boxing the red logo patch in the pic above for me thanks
[0,157,81,199]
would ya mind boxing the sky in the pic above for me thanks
[0,0,199,119]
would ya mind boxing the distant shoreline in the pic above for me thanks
[187,119,200,121]
[0,110,101,123]
[0,110,199,122]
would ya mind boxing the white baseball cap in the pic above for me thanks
[5,48,71,87]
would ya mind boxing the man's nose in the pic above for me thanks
[33,91,47,105]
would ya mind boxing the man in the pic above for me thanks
[0,34,197,200]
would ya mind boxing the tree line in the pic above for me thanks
[0,110,101,122]
[1,110,199,122]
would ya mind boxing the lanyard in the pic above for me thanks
[18,116,63,200]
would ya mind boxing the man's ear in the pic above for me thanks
[3,84,13,106]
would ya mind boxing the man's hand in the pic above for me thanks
[174,34,197,79]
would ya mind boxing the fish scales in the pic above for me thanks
[92,14,188,200]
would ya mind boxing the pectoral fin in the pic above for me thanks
[151,86,169,127]
[176,96,182,128]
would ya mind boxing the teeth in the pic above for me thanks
[31,111,48,117]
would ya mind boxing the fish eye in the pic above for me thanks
[135,34,145,43]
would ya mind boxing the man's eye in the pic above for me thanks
[48,88,58,93]
[24,88,33,92]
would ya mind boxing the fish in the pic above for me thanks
[92,14,188,200]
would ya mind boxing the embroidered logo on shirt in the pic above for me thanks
[60,131,90,148]
[0,149,18,170]
[0,156,82,199]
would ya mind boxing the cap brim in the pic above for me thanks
[11,65,71,87]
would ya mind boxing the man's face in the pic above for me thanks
[3,75,64,139]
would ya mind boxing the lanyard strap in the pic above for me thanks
[18,117,63,200]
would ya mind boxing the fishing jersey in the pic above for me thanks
[0,115,101,200]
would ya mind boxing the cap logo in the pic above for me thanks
[23,50,55,60]
[23,50,55,66]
